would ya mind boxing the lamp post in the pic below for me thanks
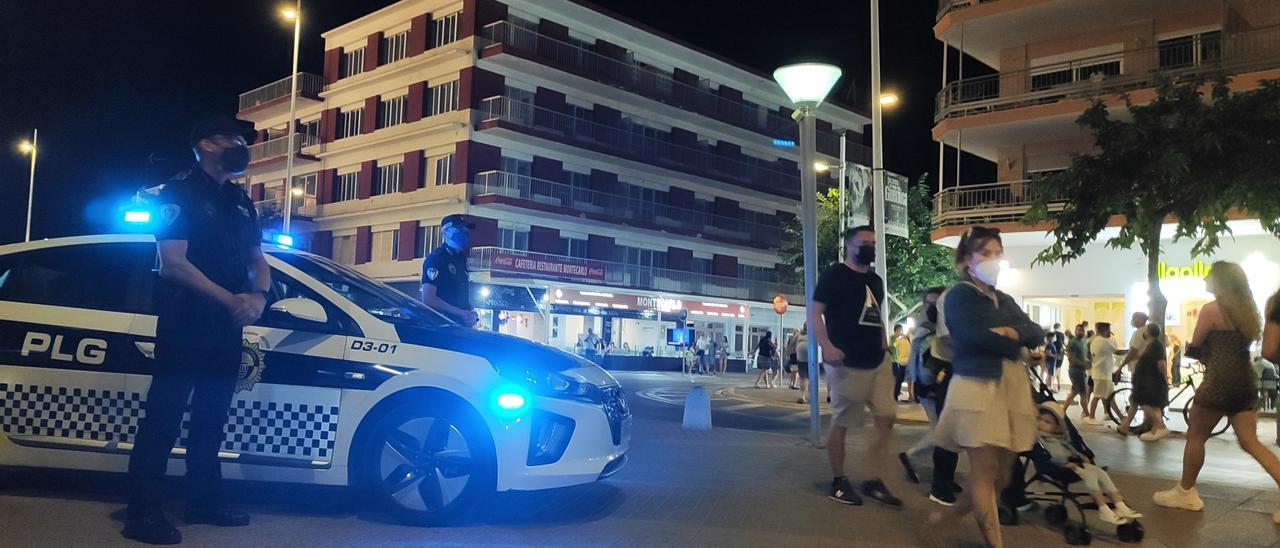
[281,1,302,234]
[870,0,890,327]
[773,62,842,447]
[18,129,37,242]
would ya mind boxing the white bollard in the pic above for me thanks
[683,385,712,431]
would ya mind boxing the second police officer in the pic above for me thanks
[421,214,480,327]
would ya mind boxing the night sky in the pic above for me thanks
[0,0,993,245]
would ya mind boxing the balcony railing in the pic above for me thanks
[936,0,994,20]
[469,246,802,302]
[479,96,801,192]
[932,180,1065,229]
[252,194,318,223]
[238,73,324,112]
[471,171,782,246]
[249,133,319,163]
[936,26,1280,122]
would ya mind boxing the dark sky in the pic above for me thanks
[0,0,993,245]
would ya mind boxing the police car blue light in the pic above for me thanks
[495,390,527,412]
[272,233,294,247]
[123,210,151,224]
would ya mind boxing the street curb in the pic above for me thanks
[720,386,932,424]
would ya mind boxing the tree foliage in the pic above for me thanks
[1025,77,1280,323]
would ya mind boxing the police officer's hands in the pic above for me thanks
[461,309,480,328]
[821,344,845,365]
[228,293,266,326]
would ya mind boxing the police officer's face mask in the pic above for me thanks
[444,227,470,250]
[207,136,251,174]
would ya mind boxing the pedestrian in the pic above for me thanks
[810,225,902,508]
[1256,356,1278,411]
[1264,291,1280,445]
[928,226,1043,548]
[1043,329,1063,391]
[753,331,779,388]
[1155,262,1280,523]
[684,343,697,375]
[421,214,479,327]
[1120,323,1171,440]
[892,324,911,402]
[705,335,720,376]
[785,329,802,389]
[897,286,964,506]
[1120,312,1155,376]
[1086,323,1123,425]
[583,328,601,364]
[717,335,730,375]
[1167,330,1184,386]
[1062,324,1094,420]
[796,324,812,403]
[123,116,267,544]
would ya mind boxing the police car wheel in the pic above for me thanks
[362,400,495,526]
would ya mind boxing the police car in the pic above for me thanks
[0,234,629,525]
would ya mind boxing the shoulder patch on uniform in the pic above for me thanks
[426,267,439,281]
[159,204,181,226]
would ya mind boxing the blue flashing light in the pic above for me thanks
[273,233,295,247]
[496,393,526,410]
[491,384,531,418]
[772,138,797,148]
[123,210,152,224]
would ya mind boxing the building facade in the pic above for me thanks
[931,0,1280,342]
[235,0,872,358]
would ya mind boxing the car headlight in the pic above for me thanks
[496,366,596,401]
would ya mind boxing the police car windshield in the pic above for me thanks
[272,252,454,327]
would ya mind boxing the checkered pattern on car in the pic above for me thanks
[0,383,143,443]
[179,400,340,460]
[0,382,339,461]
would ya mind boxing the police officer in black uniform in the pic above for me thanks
[123,116,270,545]
[421,214,479,326]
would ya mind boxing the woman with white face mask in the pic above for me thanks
[928,226,1044,548]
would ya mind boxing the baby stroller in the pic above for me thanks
[1018,365,1145,545]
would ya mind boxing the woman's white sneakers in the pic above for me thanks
[1152,485,1205,511]
[1139,428,1171,442]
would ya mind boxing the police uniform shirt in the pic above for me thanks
[154,167,261,336]
[422,244,471,315]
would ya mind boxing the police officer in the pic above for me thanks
[421,214,479,326]
[123,116,270,545]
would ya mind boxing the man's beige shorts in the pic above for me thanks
[826,354,896,428]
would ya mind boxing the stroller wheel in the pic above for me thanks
[1044,503,1068,525]
[1064,522,1093,545]
[1117,521,1144,543]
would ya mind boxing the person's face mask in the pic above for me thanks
[444,227,470,250]
[972,258,1003,286]
[855,244,876,265]
[207,136,250,174]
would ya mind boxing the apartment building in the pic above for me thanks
[234,0,872,356]
[930,0,1280,341]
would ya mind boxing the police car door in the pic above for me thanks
[0,241,154,456]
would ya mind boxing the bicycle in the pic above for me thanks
[1106,360,1230,438]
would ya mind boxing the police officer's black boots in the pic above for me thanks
[122,509,182,545]
[185,505,250,527]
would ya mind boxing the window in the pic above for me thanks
[379,95,406,129]
[300,118,320,139]
[620,246,666,269]
[376,163,402,196]
[333,235,356,265]
[0,243,156,314]
[429,80,459,116]
[335,172,359,202]
[433,153,455,186]
[292,173,318,196]
[1077,59,1120,80]
[380,31,408,65]
[691,258,712,275]
[498,228,529,251]
[340,47,366,78]
[259,267,357,335]
[1159,31,1221,69]
[1029,67,1074,90]
[338,107,364,139]
[562,237,588,259]
[416,224,442,258]
[371,230,397,262]
[500,156,532,177]
[737,264,775,283]
[431,12,460,48]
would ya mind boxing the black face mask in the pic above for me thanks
[855,244,876,265]
[219,144,251,174]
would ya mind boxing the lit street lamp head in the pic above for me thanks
[280,7,298,21]
[879,93,899,106]
[18,141,34,154]
[772,63,842,109]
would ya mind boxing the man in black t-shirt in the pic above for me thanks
[809,225,902,509]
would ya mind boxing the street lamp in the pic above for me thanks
[773,62,841,447]
[17,129,37,242]
[281,1,302,235]
[878,93,899,106]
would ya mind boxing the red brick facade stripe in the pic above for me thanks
[355,226,372,264]
[361,96,379,134]
[402,151,423,192]
[357,160,375,199]
[397,220,419,261]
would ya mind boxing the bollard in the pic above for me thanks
[683,385,712,431]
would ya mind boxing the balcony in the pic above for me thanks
[469,246,802,302]
[237,73,324,122]
[936,26,1280,123]
[252,194,318,228]
[248,133,319,166]
[932,179,1064,230]
[470,171,783,248]
[936,0,998,21]
[478,96,802,196]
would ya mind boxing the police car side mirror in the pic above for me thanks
[270,297,328,324]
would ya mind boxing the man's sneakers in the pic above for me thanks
[929,484,958,507]
[1139,428,1171,442]
[1153,484,1205,511]
[122,511,182,545]
[1082,416,1102,426]
[898,452,920,484]
[185,505,251,527]
[860,479,904,508]
[829,477,863,505]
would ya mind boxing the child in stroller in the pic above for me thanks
[1034,402,1143,526]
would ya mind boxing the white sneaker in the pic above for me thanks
[1140,428,1171,442]
[1083,417,1102,426]
[1114,503,1144,519]
[1153,485,1205,511]
[1097,507,1130,525]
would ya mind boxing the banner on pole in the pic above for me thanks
[844,164,908,238]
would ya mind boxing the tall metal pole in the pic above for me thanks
[939,38,948,194]
[838,133,847,262]
[282,0,302,234]
[799,108,822,447]
[24,128,37,242]
[870,0,889,326]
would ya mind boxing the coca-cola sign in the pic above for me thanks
[490,252,607,283]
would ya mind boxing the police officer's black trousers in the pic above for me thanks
[127,333,239,514]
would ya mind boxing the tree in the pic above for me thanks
[1025,77,1280,324]
[780,175,954,320]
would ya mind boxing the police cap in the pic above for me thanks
[189,115,257,148]
[441,214,476,230]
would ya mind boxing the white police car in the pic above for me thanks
[0,234,629,525]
